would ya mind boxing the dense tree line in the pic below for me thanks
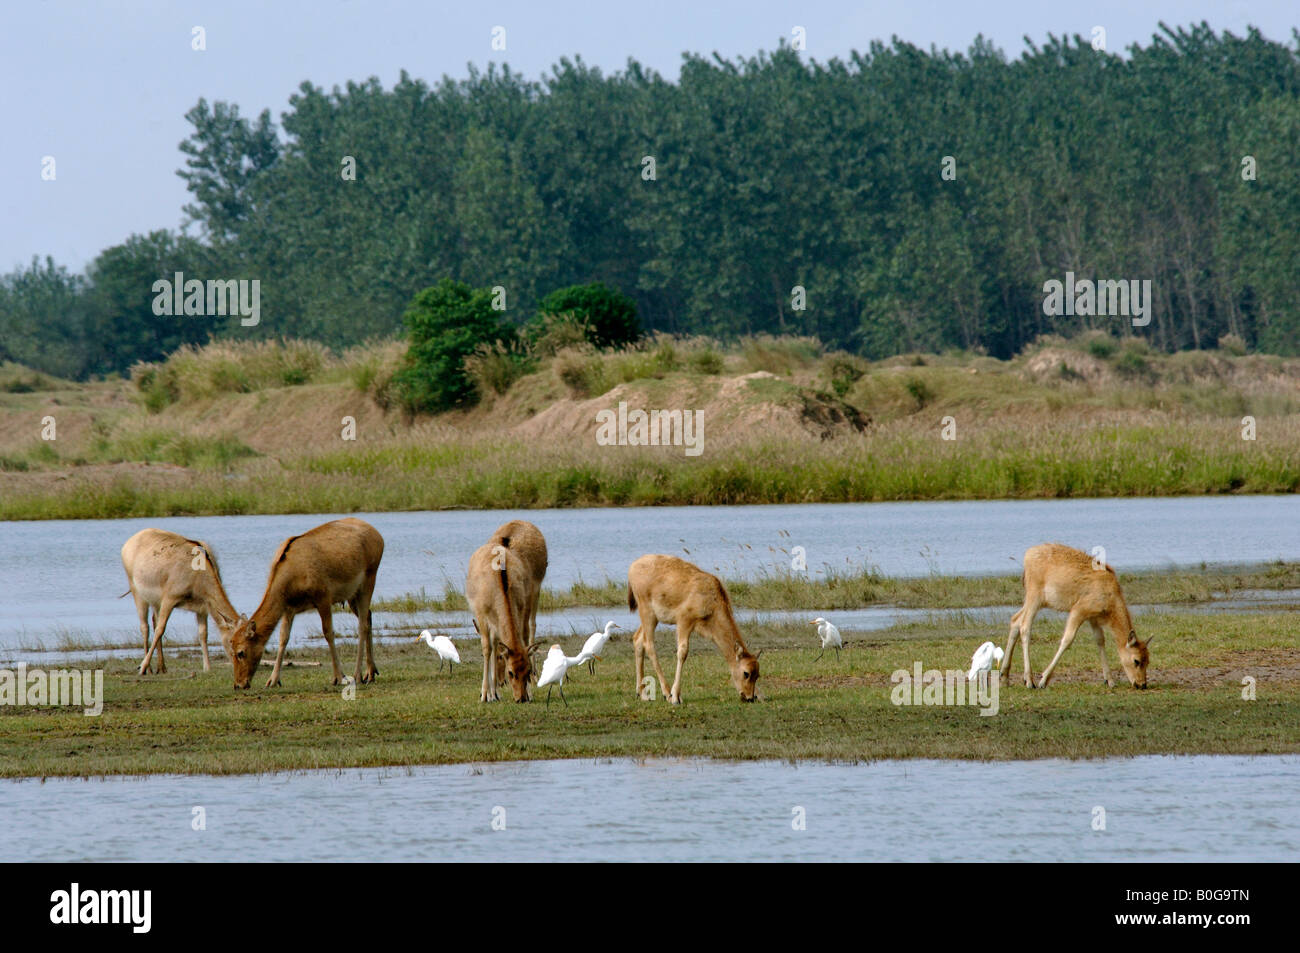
[3,22,1298,379]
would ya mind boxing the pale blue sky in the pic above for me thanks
[1,0,1292,273]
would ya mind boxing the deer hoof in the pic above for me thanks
[266,677,280,688]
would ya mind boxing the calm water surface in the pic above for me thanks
[2,755,1295,862]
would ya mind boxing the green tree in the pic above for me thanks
[393,279,511,412]
[537,281,641,348]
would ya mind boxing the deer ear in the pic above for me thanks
[1144,634,1154,647]
[1127,631,1139,648]
[755,649,763,660]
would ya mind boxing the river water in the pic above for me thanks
[1,755,1294,862]
[2,495,1297,652]
[2,497,1297,862]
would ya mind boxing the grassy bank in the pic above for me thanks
[373,561,1300,613]
[2,610,1297,777]
[1,334,1297,519]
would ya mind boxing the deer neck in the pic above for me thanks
[1106,602,1134,645]
[198,570,240,631]
[249,578,291,648]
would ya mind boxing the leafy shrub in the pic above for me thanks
[905,376,934,408]
[1083,332,1117,359]
[690,349,725,375]
[1114,349,1153,380]
[465,340,533,398]
[393,279,510,413]
[524,312,592,357]
[342,339,405,410]
[553,346,610,397]
[740,335,821,374]
[1217,333,1248,356]
[537,282,641,349]
[826,353,868,397]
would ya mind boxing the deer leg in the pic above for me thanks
[140,599,178,675]
[641,626,671,702]
[1038,610,1086,689]
[134,597,153,674]
[356,576,379,683]
[266,615,295,687]
[353,608,370,684]
[667,622,692,704]
[1013,601,1041,688]
[479,622,498,703]
[633,624,647,698]
[197,611,211,672]
[999,609,1021,685]
[1090,621,1113,687]
[318,606,342,685]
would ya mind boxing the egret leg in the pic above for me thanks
[587,658,595,676]
[559,683,568,707]
[546,685,553,708]
[814,649,824,663]
[835,646,841,661]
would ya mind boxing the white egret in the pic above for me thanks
[416,629,461,675]
[579,621,620,675]
[810,617,843,661]
[537,643,593,707]
[967,640,1005,681]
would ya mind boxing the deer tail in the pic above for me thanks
[491,545,518,649]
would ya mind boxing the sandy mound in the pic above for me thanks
[512,371,869,444]
[1021,348,1112,384]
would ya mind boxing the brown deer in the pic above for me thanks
[227,518,384,689]
[627,554,760,703]
[122,528,240,675]
[999,542,1151,689]
[466,540,542,702]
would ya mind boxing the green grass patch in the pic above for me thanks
[2,610,1296,777]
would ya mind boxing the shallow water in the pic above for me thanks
[2,755,1295,862]
[2,496,1297,652]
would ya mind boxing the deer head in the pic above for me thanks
[1118,631,1151,689]
[228,614,267,689]
[497,641,542,702]
[731,648,760,702]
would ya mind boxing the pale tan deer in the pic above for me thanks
[227,518,384,689]
[466,541,542,702]
[487,520,547,648]
[122,528,240,675]
[627,554,760,704]
[999,542,1151,689]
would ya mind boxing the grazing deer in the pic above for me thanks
[466,540,542,702]
[999,543,1151,689]
[487,520,548,648]
[488,520,548,686]
[122,528,240,675]
[227,518,384,689]
[627,554,760,703]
